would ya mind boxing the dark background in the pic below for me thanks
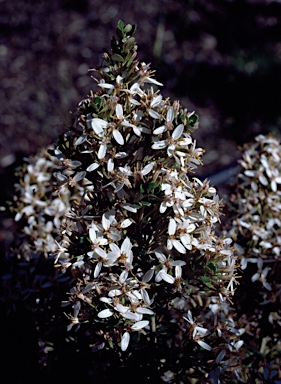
[0,0,281,382]
[1,0,281,181]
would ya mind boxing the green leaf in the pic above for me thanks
[124,36,136,47]
[117,20,125,31]
[126,54,136,68]
[112,53,124,63]
[188,113,199,126]
[94,96,103,109]
[200,275,215,289]
[124,24,133,34]
[148,181,160,193]
[208,262,217,273]
[140,201,151,207]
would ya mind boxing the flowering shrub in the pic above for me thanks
[228,134,281,383]
[4,20,253,383]
[50,20,243,381]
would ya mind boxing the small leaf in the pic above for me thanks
[140,201,151,207]
[112,53,124,63]
[208,263,217,273]
[124,36,136,47]
[124,24,133,34]
[200,275,215,289]
[117,19,125,31]
[41,282,53,289]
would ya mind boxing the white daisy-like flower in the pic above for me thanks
[120,319,149,352]
[152,124,190,158]
[106,237,133,267]
[91,118,108,136]
[153,107,174,135]
[167,218,186,254]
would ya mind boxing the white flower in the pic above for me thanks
[91,118,108,136]
[88,222,108,248]
[155,267,175,284]
[167,218,186,254]
[106,237,133,267]
[251,266,272,290]
[120,320,150,352]
[183,311,211,350]
[153,107,174,135]
[113,165,133,193]
[152,124,187,158]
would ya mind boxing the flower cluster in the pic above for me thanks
[6,20,245,383]
[230,134,281,295]
[228,133,281,382]
[49,20,242,381]
[11,148,70,259]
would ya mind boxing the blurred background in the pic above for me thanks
[1,0,281,199]
[0,1,281,382]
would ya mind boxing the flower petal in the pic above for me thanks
[197,340,212,351]
[102,213,111,231]
[159,269,175,284]
[152,140,168,150]
[92,118,107,136]
[142,268,154,283]
[87,162,100,172]
[136,307,154,315]
[98,82,114,89]
[121,219,132,228]
[116,104,123,119]
[131,320,149,331]
[121,332,130,351]
[172,124,184,140]
[119,270,128,283]
[98,143,107,159]
[113,129,124,145]
[149,109,160,119]
[145,77,163,86]
[97,309,114,318]
[167,107,174,122]
[141,162,155,176]
[94,262,102,278]
[168,218,177,236]
[153,125,167,135]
